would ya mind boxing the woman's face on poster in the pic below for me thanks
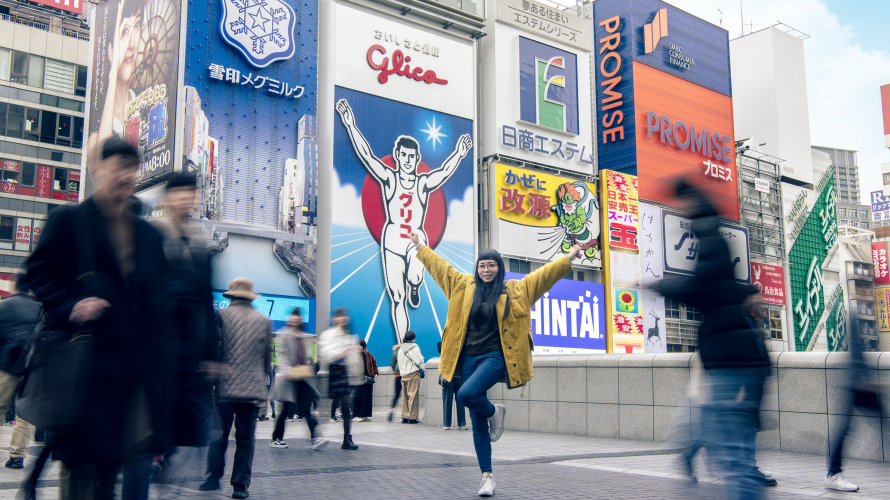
[111,11,142,83]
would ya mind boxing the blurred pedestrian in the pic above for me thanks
[353,339,378,422]
[438,341,467,431]
[270,308,327,450]
[410,231,578,497]
[200,277,272,499]
[823,320,880,492]
[258,361,274,422]
[0,273,41,470]
[319,309,362,450]
[397,331,424,424]
[654,180,768,500]
[27,137,173,500]
[386,343,402,423]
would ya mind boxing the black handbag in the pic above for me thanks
[16,214,96,434]
[364,376,375,384]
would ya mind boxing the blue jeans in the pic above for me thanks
[457,351,505,473]
[707,368,765,500]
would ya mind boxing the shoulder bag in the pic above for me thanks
[406,347,425,379]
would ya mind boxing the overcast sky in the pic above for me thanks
[577,0,890,204]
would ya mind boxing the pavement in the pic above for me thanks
[0,409,885,499]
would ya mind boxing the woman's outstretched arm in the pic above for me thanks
[410,232,463,300]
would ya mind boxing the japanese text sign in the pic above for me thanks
[871,191,890,222]
[662,210,750,282]
[496,0,592,51]
[639,203,666,353]
[600,170,644,353]
[873,242,889,285]
[506,272,605,354]
[751,262,786,305]
[494,163,600,268]
[36,166,52,198]
[14,218,32,252]
[877,288,890,332]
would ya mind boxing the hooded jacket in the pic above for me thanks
[398,343,424,376]
[416,246,571,388]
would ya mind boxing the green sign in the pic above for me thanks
[826,294,848,352]
[789,168,840,351]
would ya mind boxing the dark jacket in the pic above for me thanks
[656,200,768,371]
[151,217,217,447]
[361,348,378,378]
[0,292,42,375]
[215,298,273,402]
[27,197,172,466]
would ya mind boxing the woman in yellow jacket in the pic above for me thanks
[409,232,580,497]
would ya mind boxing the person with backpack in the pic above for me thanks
[397,332,424,424]
[409,231,580,497]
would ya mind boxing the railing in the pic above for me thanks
[0,13,89,41]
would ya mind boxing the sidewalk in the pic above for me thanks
[0,409,884,499]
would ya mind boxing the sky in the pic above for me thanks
[570,0,890,204]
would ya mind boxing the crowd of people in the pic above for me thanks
[0,137,880,499]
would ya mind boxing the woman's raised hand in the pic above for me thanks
[567,244,583,261]
[408,231,423,249]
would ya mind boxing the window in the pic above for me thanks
[863,222,870,229]
[508,258,530,274]
[75,65,87,97]
[44,59,75,94]
[6,105,24,139]
[52,167,67,192]
[0,103,5,136]
[850,210,858,218]
[24,108,40,142]
[39,111,57,144]
[0,48,9,82]
[839,209,847,217]
[852,221,859,227]
[27,54,44,88]
[72,117,84,149]
[862,212,870,220]
[767,309,782,340]
[56,115,71,147]
[10,51,28,84]
[0,216,13,240]
[20,163,35,187]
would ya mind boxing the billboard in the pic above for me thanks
[639,203,666,352]
[31,0,82,16]
[481,13,594,175]
[751,262,786,305]
[871,191,890,223]
[882,84,890,148]
[86,0,183,190]
[662,210,750,282]
[506,272,605,354]
[600,171,644,353]
[212,290,314,334]
[494,163,600,268]
[877,288,890,332]
[873,241,889,285]
[331,3,475,364]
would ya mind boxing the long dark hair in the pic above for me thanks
[472,249,510,321]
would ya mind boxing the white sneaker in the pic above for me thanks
[755,466,772,478]
[824,473,859,492]
[488,404,506,442]
[478,472,495,496]
[311,437,328,451]
[458,425,469,430]
[443,426,451,430]
[270,439,288,449]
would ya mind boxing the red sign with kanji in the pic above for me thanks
[36,166,52,198]
[873,242,889,285]
[751,262,786,305]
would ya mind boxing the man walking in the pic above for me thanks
[397,331,424,424]
[0,273,41,469]
[27,137,172,499]
[201,278,272,499]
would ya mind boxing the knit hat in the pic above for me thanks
[223,277,259,300]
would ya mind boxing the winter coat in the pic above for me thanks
[0,292,41,375]
[398,343,424,376]
[318,326,363,386]
[215,298,273,402]
[655,202,767,371]
[361,348,379,378]
[417,246,571,388]
[270,327,314,403]
[27,197,173,466]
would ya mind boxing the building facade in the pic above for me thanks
[812,146,872,229]
[0,1,89,295]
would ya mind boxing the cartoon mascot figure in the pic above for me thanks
[551,181,600,264]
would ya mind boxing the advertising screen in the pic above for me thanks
[331,3,475,363]
[86,0,183,191]
[494,162,600,268]
[505,272,605,354]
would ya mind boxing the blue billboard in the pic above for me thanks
[592,0,731,173]
[505,272,606,354]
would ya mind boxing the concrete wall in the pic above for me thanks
[371,352,890,461]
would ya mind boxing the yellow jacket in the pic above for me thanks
[416,246,572,388]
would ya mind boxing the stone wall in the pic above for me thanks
[368,352,890,461]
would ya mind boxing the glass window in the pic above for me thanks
[20,163,35,187]
[56,115,71,147]
[75,65,87,97]
[73,117,84,149]
[0,48,9,82]
[6,105,24,139]
[50,150,63,162]
[2,168,18,185]
[852,221,859,227]
[863,222,870,229]
[57,97,82,112]
[850,210,857,218]
[24,108,40,142]
[27,54,44,88]
[40,94,59,107]
[11,51,28,81]
[68,172,79,193]
[0,216,14,240]
[665,298,681,319]
[768,309,782,340]
[0,103,6,136]
[40,110,57,144]
[839,208,846,217]
[53,168,67,192]
[44,59,75,94]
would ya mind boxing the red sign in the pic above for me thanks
[36,166,52,198]
[2,182,17,194]
[2,160,20,172]
[0,273,14,297]
[751,262,785,305]
[67,192,80,202]
[29,0,81,15]
[31,220,45,249]
[873,242,889,285]
[366,45,448,86]
[69,170,81,182]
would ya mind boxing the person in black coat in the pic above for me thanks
[654,179,769,499]
[27,137,172,499]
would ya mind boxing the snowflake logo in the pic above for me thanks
[219,0,295,68]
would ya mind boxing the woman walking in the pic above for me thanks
[318,309,363,450]
[410,232,580,497]
[271,308,327,450]
[353,340,378,422]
